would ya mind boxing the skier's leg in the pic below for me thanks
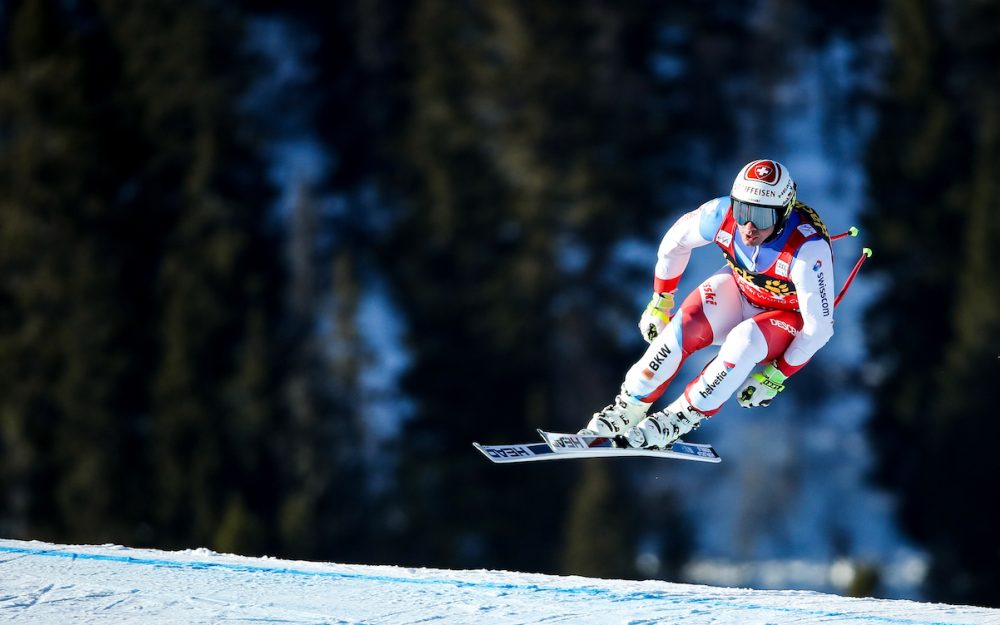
[627,307,803,447]
[684,317,769,414]
[622,271,744,401]
[585,271,742,435]
[685,309,803,411]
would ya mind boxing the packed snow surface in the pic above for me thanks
[1,539,998,624]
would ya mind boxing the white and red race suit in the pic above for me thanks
[621,196,835,415]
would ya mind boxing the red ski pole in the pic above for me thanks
[835,246,872,308]
[825,225,872,308]
[831,226,859,242]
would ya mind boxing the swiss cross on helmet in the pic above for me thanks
[730,159,797,230]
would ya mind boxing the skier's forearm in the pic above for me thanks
[780,240,835,376]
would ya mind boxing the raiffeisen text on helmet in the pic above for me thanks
[734,177,794,203]
[734,183,777,199]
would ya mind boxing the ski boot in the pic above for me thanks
[580,390,649,437]
[625,400,706,449]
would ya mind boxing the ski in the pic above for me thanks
[472,441,563,464]
[473,430,720,464]
[539,430,720,463]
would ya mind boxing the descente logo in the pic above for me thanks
[770,318,798,335]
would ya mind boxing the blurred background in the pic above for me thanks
[1,0,998,608]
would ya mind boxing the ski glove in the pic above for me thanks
[737,363,787,408]
[639,292,675,343]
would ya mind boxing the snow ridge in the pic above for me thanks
[2,539,998,625]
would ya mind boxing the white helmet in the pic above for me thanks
[730,159,796,229]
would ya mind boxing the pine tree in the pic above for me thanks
[560,463,635,578]
[275,179,373,560]
[0,0,312,556]
[99,0,286,552]
[0,0,155,543]
[862,0,1000,607]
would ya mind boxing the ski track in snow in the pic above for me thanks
[1,539,998,625]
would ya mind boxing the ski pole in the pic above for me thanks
[834,247,872,308]
[831,226,859,242]
[827,225,871,307]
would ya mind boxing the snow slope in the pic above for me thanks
[1,539,998,625]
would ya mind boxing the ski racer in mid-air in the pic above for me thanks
[582,159,836,449]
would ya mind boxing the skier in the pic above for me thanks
[582,159,835,449]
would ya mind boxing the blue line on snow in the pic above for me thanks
[0,544,970,625]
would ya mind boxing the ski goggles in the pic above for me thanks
[732,198,780,229]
